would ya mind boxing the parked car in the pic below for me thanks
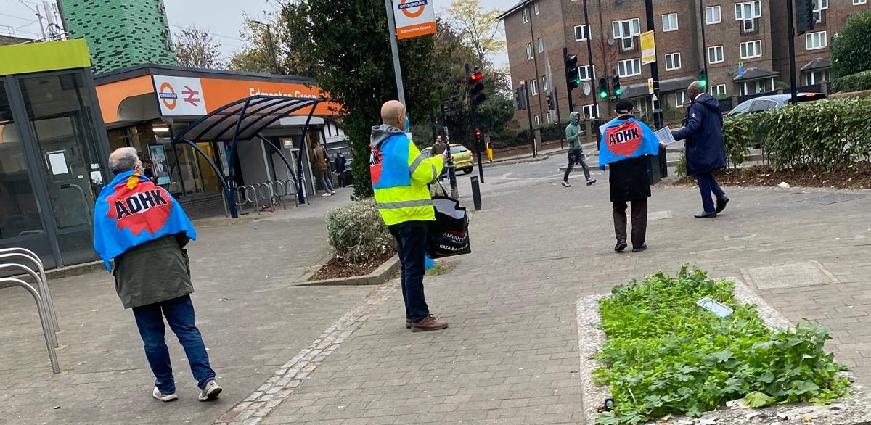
[726,93,827,117]
[422,144,475,174]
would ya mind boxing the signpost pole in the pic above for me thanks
[384,0,407,105]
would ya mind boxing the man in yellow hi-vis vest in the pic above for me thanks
[370,100,449,332]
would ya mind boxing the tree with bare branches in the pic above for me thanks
[172,26,224,69]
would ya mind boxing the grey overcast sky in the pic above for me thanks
[1,0,519,66]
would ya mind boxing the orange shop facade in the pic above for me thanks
[94,65,345,218]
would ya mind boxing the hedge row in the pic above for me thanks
[723,97,871,171]
[834,70,871,93]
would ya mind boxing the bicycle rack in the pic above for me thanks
[0,249,61,374]
[233,180,300,215]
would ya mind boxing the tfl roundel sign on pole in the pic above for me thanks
[393,0,437,39]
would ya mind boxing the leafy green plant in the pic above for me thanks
[831,9,871,80]
[834,70,871,93]
[324,199,395,266]
[593,266,849,424]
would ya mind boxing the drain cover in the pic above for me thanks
[809,193,867,205]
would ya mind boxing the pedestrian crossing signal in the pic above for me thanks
[598,77,609,100]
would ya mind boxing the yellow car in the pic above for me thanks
[425,144,475,174]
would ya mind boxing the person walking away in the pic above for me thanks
[599,100,660,253]
[313,141,335,196]
[672,81,729,218]
[432,136,447,156]
[334,151,347,188]
[563,111,596,187]
[370,100,449,332]
[93,147,221,403]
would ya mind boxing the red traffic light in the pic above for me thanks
[469,72,483,82]
[475,129,483,138]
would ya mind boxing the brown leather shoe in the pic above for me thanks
[411,315,449,332]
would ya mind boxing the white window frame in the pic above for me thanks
[813,0,828,23]
[542,75,549,92]
[735,1,761,33]
[582,104,600,119]
[675,90,688,107]
[546,111,555,123]
[578,65,595,81]
[574,25,590,41]
[740,40,762,59]
[526,43,533,60]
[533,115,541,125]
[707,45,724,64]
[522,8,530,23]
[617,58,642,77]
[705,6,721,24]
[612,18,641,51]
[538,38,545,53]
[665,52,681,71]
[854,0,867,5]
[713,84,727,96]
[530,79,539,96]
[806,31,827,50]
[662,13,679,32]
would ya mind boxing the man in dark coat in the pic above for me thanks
[672,81,729,218]
[603,100,659,253]
[334,151,347,187]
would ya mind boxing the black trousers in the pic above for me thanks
[564,150,591,182]
[613,198,648,248]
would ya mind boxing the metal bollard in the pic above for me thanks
[470,176,482,211]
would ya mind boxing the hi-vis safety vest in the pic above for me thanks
[370,134,444,226]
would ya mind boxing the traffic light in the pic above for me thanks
[547,93,555,110]
[564,53,580,90]
[795,0,815,33]
[475,128,483,140]
[612,75,622,97]
[468,68,487,107]
[698,69,708,89]
[515,87,527,110]
[598,77,609,100]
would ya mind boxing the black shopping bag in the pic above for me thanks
[427,196,471,258]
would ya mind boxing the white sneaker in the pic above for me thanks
[322,192,332,197]
[152,387,178,402]
[331,190,336,194]
[562,181,571,187]
[198,380,222,401]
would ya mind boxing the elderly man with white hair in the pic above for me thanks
[93,147,222,403]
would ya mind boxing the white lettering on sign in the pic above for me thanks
[248,87,319,100]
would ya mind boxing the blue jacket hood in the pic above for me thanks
[694,93,720,112]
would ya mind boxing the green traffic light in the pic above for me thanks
[615,88,622,96]
[699,80,707,88]
[599,91,608,99]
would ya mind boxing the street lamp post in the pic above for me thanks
[698,0,710,94]
[250,20,280,75]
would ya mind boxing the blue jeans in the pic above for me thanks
[388,221,430,323]
[697,173,725,213]
[132,295,215,394]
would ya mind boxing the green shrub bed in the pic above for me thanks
[593,267,849,424]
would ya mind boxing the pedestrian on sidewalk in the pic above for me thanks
[312,141,336,196]
[672,81,729,218]
[599,100,660,253]
[93,147,222,403]
[432,136,447,156]
[563,111,596,187]
[370,100,449,332]
[334,151,347,188]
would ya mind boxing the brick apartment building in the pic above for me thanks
[501,0,870,129]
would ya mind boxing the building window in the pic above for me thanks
[806,31,827,50]
[855,0,867,5]
[714,84,727,96]
[617,58,642,77]
[526,43,533,59]
[546,111,555,123]
[735,1,761,33]
[662,13,679,31]
[707,45,724,64]
[675,90,688,106]
[542,75,549,92]
[612,18,641,51]
[740,40,762,59]
[534,1,540,15]
[665,52,681,70]
[538,38,545,53]
[574,25,590,41]
[813,0,828,23]
[523,8,530,23]
[805,70,830,85]
[582,104,600,118]
[706,6,722,24]
[530,79,539,95]
[534,115,540,125]
[579,65,595,81]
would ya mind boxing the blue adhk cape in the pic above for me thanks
[598,117,660,169]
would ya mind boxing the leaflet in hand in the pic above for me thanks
[654,127,676,145]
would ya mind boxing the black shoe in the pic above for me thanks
[715,196,729,214]
[615,239,627,252]
[586,179,597,186]
[694,211,717,218]
[631,244,647,252]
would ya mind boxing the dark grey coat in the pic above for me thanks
[113,234,193,309]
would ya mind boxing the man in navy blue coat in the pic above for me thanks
[672,81,729,218]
